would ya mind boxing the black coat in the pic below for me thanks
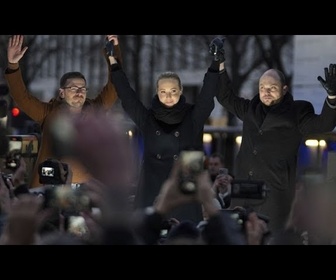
[111,68,219,223]
[216,70,336,232]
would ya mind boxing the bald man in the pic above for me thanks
[215,55,336,233]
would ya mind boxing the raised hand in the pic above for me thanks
[7,35,28,64]
[105,35,119,64]
[106,35,119,46]
[209,37,226,63]
[317,64,336,97]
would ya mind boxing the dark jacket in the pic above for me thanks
[4,46,122,188]
[216,70,336,232]
[111,67,219,223]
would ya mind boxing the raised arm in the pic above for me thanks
[5,35,52,123]
[92,35,124,109]
[209,37,249,120]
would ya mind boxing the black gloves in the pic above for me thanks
[209,37,226,63]
[317,64,336,96]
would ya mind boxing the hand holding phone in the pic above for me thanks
[105,38,114,57]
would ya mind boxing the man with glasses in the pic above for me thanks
[4,35,122,189]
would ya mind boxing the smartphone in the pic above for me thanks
[105,38,114,56]
[218,168,228,175]
[178,150,204,194]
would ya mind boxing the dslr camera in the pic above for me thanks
[38,158,69,185]
[178,150,205,194]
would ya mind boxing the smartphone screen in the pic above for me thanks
[218,168,228,175]
[67,215,89,237]
[179,150,204,194]
[8,140,22,152]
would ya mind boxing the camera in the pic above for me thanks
[230,179,268,200]
[7,135,39,157]
[38,158,69,185]
[43,184,91,212]
[178,150,205,194]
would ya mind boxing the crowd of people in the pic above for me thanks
[0,35,336,245]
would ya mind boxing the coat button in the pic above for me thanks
[174,131,180,137]
[156,154,161,159]
[253,149,257,155]
[259,130,263,135]
[173,154,178,160]
[248,171,253,176]
[156,130,161,136]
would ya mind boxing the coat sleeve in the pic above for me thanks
[4,64,51,124]
[91,44,123,109]
[216,70,250,121]
[191,70,217,131]
[110,68,149,131]
[297,99,336,134]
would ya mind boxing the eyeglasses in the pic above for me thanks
[63,86,88,93]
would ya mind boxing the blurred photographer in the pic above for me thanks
[206,153,233,209]
[134,159,247,245]
[207,152,226,182]
[212,168,234,210]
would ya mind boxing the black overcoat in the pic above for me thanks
[111,68,219,223]
[217,70,336,232]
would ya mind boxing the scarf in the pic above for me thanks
[151,95,191,125]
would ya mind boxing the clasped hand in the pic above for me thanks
[209,37,226,63]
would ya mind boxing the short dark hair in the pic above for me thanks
[209,152,225,166]
[59,72,86,88]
